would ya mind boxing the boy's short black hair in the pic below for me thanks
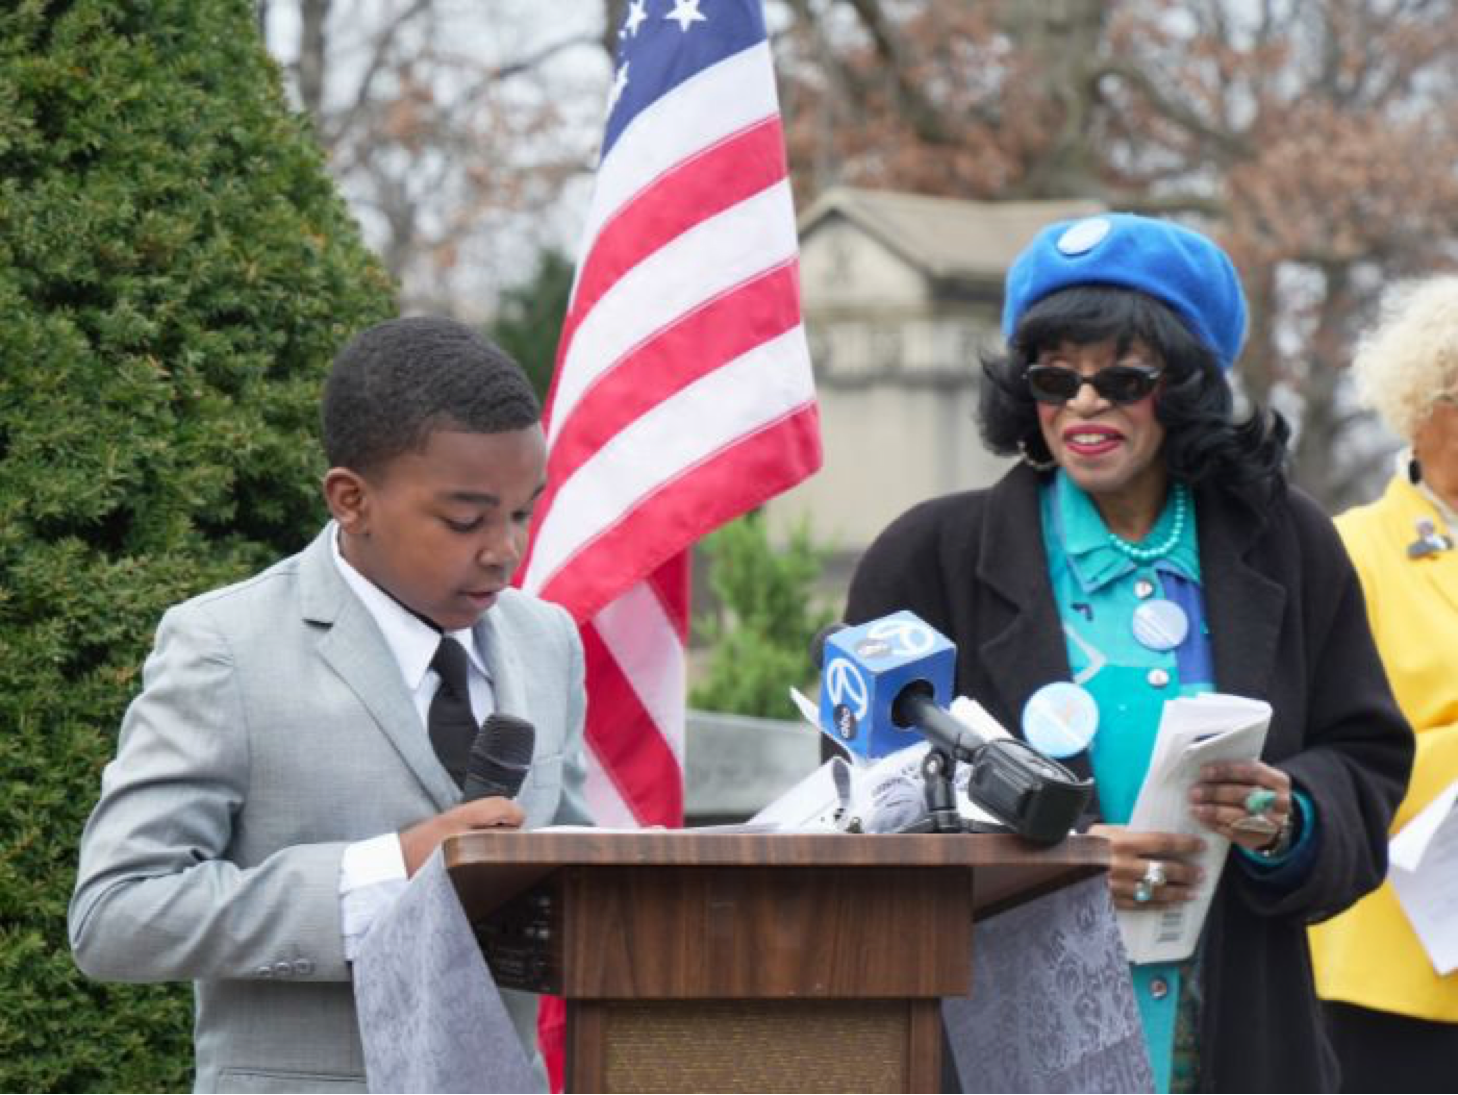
[322,316,541,475]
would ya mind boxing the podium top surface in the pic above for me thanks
[446,828,1106,867]
[446,829,1108,920]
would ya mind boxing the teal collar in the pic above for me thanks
[1049,470,1201,593]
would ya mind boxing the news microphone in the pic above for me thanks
[814,611,1092,843]
[813,611,956,760]
[463,713,536,801]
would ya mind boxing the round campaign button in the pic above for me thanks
[1132,599,1189,651]
[1057,217,1112,255]
[1021,681,1100,759]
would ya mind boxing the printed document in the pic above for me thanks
[1388,777,1458,975]
[1119,693,1272,963]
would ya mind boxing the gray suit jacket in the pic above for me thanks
[70,526,592,1093]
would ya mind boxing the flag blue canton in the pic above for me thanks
[602,0,767,157]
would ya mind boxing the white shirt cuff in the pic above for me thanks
[338,833,408,962]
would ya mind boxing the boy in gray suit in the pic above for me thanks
[70,317,592,1093]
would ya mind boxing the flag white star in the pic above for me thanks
[608,60,630,112]
[664,0,707,33]
[621,0,648,38]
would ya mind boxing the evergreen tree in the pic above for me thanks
[0,2,394,1088]
[488,248,573,401]
[690,512,834,720]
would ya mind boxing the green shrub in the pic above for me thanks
[0,2,394,1089]
[690,511,834,720]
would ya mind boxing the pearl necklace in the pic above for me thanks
[1107,484,1189,562]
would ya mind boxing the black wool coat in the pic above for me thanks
[845,463,1414,1093]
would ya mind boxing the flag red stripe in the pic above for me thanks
[531,263,801,535]
[580,622,684,825]
[562,116,787,336]
[538,405,821,621]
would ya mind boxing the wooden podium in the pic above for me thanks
[447,830,1107,1093]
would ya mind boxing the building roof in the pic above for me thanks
[798,186,1105,283]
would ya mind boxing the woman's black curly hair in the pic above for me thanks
[979,285,1290,505]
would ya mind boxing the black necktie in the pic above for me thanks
[428,637,476,788]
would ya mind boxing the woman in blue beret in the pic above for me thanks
[845,213,1413,1092]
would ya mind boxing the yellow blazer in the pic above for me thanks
[1308,473,1458,1019]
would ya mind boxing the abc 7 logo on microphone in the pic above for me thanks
[864,617,934,657]
[825,658,869,741]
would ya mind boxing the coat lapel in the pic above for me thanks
[475,608,526,722]
[1196,485,1285,703]
[1393,478,1458,618]
[298,528,461,811]
[974,466,1078,738]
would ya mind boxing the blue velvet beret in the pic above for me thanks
[1001,213,1248,372]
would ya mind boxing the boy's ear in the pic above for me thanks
[323,467,371,534]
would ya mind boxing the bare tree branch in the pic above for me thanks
[1092,57,1250,161]
[841,0,957,145]
[297,0,329,123]
[324,0,434,149]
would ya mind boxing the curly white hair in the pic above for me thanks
[1351,275,1458,442]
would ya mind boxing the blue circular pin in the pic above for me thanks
[1021,681,1100,758]
[1132,599,1189,651]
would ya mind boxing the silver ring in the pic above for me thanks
[1142,860,1167,889]
[1232,814,1281,837]
[1133,879,1154,904]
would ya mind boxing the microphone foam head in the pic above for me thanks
[468,713,536,798]
[809,622,848,670]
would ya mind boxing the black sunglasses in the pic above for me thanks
[1024,364,1163,406]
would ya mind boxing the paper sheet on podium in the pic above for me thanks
[1118,693,1272,964]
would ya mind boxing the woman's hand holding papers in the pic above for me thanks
[1090,823,1207,910]
[1188,760,1293,855]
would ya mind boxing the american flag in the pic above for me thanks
[518,0,821,832]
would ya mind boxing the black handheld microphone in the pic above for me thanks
[462,713,536,801]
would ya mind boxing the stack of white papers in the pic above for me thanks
[1119,693,1272,964]
[1389,778,1458,975]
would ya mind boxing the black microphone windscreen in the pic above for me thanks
[463,713,536,801]
[809,622,848,670]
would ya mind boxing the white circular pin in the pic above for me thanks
[1021,681,1100,759]
[1132,599,1189,651]
[1056,217,1112,256]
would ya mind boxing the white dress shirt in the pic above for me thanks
[329,526,495,959]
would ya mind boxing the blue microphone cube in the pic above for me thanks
[818,610,957,759]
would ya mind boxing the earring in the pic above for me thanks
[1018,438,1058,472]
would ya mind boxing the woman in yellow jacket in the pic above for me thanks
[1309,276,1458,1090]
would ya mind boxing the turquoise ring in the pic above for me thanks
[1244,788,1277,815]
